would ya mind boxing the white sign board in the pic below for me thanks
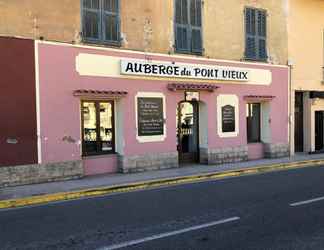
[120,59,250,82]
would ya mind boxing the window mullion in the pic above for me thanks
[188,0,192,52]
[117,1,120,42]
[96,101,101,153]
[110,101,115,153]
[255,10,259,60]
[99,0,103,41]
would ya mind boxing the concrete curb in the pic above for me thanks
[1,159,324,210]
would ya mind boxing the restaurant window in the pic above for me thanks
[82,101,115,156]
[244,7,267,61]
[246,103,261,143]
[175,0,203,55]
[82,0,120,45]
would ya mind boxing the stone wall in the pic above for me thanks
[0,160,83,187]
[200,146,248,165]
[264,143,290,159]
[118,152,179,173]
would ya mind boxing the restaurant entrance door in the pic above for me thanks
[315,111,324,151]
[177,101,199,164]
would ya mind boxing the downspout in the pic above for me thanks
[288,62,293,158]
[322,29,324,84]
[286,0,293,158]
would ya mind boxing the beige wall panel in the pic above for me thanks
[0,0,287,64]
[289,0,324,90]
[120,0,172,53]
[203,0,288,65]
[0,0,81,43]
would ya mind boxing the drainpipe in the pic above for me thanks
[322,29,324,84]
[287,60,293,158]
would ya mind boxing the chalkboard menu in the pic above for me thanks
[137,97,164,136]
[222,105,235,132]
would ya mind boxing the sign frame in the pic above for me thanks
[121,59,250,82]
[135,92,167,143]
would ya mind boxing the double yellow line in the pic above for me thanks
[1,159,323,210]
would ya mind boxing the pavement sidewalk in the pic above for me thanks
[1,153,324,209]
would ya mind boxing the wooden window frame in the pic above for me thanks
[81,0,121,46]
[81,100,115,156]
[246,102,261,143]
[244,7,268,62]
[174,0,203,55]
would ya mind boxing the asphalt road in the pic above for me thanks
[1,166,324,250]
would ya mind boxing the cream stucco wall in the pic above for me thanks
[288,0,324,154]
[288,0,324,91]
[0,0,288,64]
[203,0,288,65]
[0,0,82,43]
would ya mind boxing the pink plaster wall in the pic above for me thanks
[38,42,288,175]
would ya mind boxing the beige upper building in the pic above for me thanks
[0,0,288,65]
[288,0,324,154]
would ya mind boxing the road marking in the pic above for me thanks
[98,217,240,250]
[290,196,324,207]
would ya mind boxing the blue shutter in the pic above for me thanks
[83,0,101,40]
[190,0,202,54]
[245,8,256,59]
[257,10,267,60]
[102,0,120,43]
[175,0,190,52]
[245,8,267,61]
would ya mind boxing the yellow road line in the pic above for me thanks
[0,159,324,210]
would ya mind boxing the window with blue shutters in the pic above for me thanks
[175,0,203,55]
[245,7,267,61]
[82,0,120,45]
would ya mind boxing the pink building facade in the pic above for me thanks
[36,41,289,176]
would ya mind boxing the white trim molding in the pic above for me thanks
[75,53,272,86]
[34,40,42,164]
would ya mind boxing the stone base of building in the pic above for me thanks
[0,160,83,187]
[264,143,290,158]
[200,146,248,165]
[118,152,179,173]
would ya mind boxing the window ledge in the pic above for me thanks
[174,50,204,57]
[242,57,268,63]
[81,39,122,48]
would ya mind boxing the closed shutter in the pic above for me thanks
[175,0,190,51]
[257,10,267,60]
[245,8,256,59]
[190,0,202,53]
[83,0,101,40]
[245,8,267,61]
[102,0,120,43]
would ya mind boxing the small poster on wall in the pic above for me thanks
[222,105,235,132]
[137,97,164,136]
[185,91,200,102]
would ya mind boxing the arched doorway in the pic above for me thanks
[177,101,199,164]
